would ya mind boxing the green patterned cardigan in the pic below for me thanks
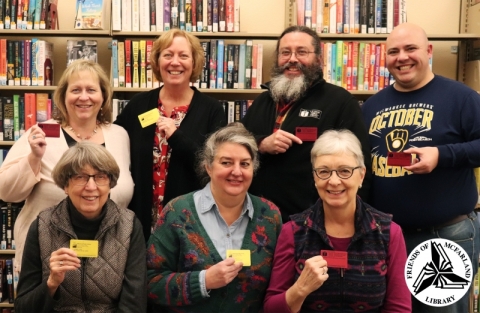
[147,192,282,313]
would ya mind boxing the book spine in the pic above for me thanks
[139,0,150,31]
[140,40,146,88]
[305,0,312,28]
[209,39,217,88]
[225,44,234,88]
[25,39,31,86]
[164,0,171,30]
[227,101,234,123]
[0,98,3,140]
[1,206,6,248]
[200,41,209,88]
[312,0,317,30]
[216,39,224,89]
[343,0,349,33]
[171,0,179,29]
[222,44,227,88]
[186,0,192,31]
[25,93,36,130]
[379,42,385,89]
[328,0,335,33]
[346,41,352,90]
[4,0,11,29]
[132,41,139,88]
[218,0,225,31]
[33,0,41,29]
[125,40,132,88]
[297,0,305,26]
[386,0,393,32]
[368,42,375,90]
[234,100,241,122]
[40,0,48,29]
[367,0,374,33]
[322,0,329,33]
[19,95,25,136]
[342,41,348,88]
[146,40,153,88]
[20,40,26,85]
[232,44,239,88]
[156,0,163,31]
[244,39,252,89]
[256,43,263,88]
[6,40,14,86]
[393,0,399,27]
[196,0,203,31]
[335,40,343,86]
[3,97,14,141]
[207,0,212,32]
[325,42,332,83]
[0,0,4,29]
[13,95,20,141]
[226,0,233,32]
[112,0,122,31]
[122,0,132,31]
[363,41,369,90]
[352,41,359,90]
[359,0,367,33]
[336,0,343,33]
[212,0,218,32]
[111,40,119,87]
[251,44,258,89]
[191,0,196,31]
[150,0,156,31]
[14,40,21,86]
[375,0,381,33]
[10,0,17,30]
[6,259,13,303]
[132,0,140,31]
[238,43,245,89]
[179,0,185,30]
[233,0,239,32]
[17,0,24,29]
[36,93,48,122]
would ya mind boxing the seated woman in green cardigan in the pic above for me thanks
[146,123,282,312]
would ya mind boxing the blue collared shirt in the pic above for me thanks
[193,183,254,297]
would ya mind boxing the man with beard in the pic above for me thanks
[242,26,371,221]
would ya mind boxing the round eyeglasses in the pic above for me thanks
[70,173,110,186]
[312,166,362,180]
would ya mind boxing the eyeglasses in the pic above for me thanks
[313,166,362,180]
[279,49,316,60]
[70,173,110,186]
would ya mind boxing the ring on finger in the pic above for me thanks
[32,135,36,139]
[60,260,64,266]
[323,267,327,275]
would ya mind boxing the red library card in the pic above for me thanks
[295,127,317,141]
[320,250,348,268]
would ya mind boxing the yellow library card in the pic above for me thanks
[70,240,99,258]
[226,249,251,266]
[138,108,160,128]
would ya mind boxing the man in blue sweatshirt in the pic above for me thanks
[362,22,480,313]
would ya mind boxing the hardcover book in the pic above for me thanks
[74,0,106,30]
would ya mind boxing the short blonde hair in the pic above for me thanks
[53,60,113,126]
[311,129,365,168]
[52,141,120,189]
[150,28,204,83]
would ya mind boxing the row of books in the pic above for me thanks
[320,41,397,91]
[112,99,130,121]
[0,0,58,30]
[220,99,252,123]
[111,39,263,90]
[296,0,407,34]
[0,38,54,87]
[112,0,241,33]
[0,202,21,251]
[0,93,54,141]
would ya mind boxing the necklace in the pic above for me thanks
[67,123,99,141]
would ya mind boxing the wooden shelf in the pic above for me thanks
[317,33,480,41]
[0,30,110,36]
[111,31,280,39]
[0,141,15,146]
[0,86,56,91]
[0,300,14,308]
[113,87,265,94]
[0,250,15,255]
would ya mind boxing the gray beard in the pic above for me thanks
[269,61,322,103]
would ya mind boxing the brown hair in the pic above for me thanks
[150,28,205,83]
[53,59,113,126]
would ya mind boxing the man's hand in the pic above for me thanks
[403,147,439,174]
[258,130,303,154]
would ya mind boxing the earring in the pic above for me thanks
[359,184,362,188]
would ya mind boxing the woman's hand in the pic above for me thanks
[46,248,81,296]
[156,116,177,139]
[285,255,329,312]
[205,257,243,290]
[27,125,48,175]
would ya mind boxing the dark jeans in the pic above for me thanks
[403,212,479,313]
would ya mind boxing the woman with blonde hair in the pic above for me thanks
[0,59,134,273]
[115,28,227,240]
